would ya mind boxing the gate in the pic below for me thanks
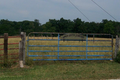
[27,32,113,61]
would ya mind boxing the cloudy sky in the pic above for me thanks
[0,0,120,24]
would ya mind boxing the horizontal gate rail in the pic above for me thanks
[28,55,112,57]
[29,50,112,52]
[28,45,111,47]
[32,58,111,61]
[28,39,111,42]
[28,32,111,35]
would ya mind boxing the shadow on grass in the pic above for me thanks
[25,58,112,66]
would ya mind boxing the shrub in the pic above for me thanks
[115,51,120,63]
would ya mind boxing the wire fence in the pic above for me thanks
[0,34,21,64]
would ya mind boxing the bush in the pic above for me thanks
[115,51,120,63]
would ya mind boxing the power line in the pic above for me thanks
[68,0,90,22]
[91,0,118,21]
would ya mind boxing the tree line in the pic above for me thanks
[0,18,120,36]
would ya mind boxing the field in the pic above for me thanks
[0,36,120,80]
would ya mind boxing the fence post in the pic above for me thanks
[19,32,26,68]
[4,33,8,65]
[115,35,119,58]
[93,34,95,43]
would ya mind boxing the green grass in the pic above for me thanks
[0,61,120,80]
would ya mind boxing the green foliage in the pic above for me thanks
[0,18,120,36]
[115,51,120,63]
[104,22,115,34]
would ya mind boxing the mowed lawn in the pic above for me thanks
[0,36,120,80]
[0,61,120,80]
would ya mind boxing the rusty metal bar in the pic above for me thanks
[8,36,20,38]
[0,54,4,56]
[9,57,19,59]
[8,48,19,50]
[0,36,4,38]
[0,49,4,50]
[0,44,4,45]
[0,58,3,60]
[0,48,19,50]
[0,62,3,64]
[8,43,19,45]
[8,53,19,55]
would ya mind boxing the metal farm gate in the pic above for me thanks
[27,32,113,61]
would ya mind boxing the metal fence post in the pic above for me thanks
[58,33,60,60]
[4,33,8,65]
[86,34,88,60]
[111,35,114,60]
[115,35,119,58]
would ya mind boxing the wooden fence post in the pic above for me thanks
[19,41,23,67]
[4,33,8,65]
[115,35,119,58]
[19,32,26,68]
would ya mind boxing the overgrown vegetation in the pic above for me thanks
[0,18,120,36]
[115,51,120,63]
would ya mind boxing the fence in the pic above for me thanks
[0,33,20,64]
[27,32,113,61]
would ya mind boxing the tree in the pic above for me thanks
[73,18,85,33]
[103,22,115,34]
[42,22,56,32]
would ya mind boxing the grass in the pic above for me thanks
[0,61,120,80]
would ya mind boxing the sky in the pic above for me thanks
[0,0,120,24]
